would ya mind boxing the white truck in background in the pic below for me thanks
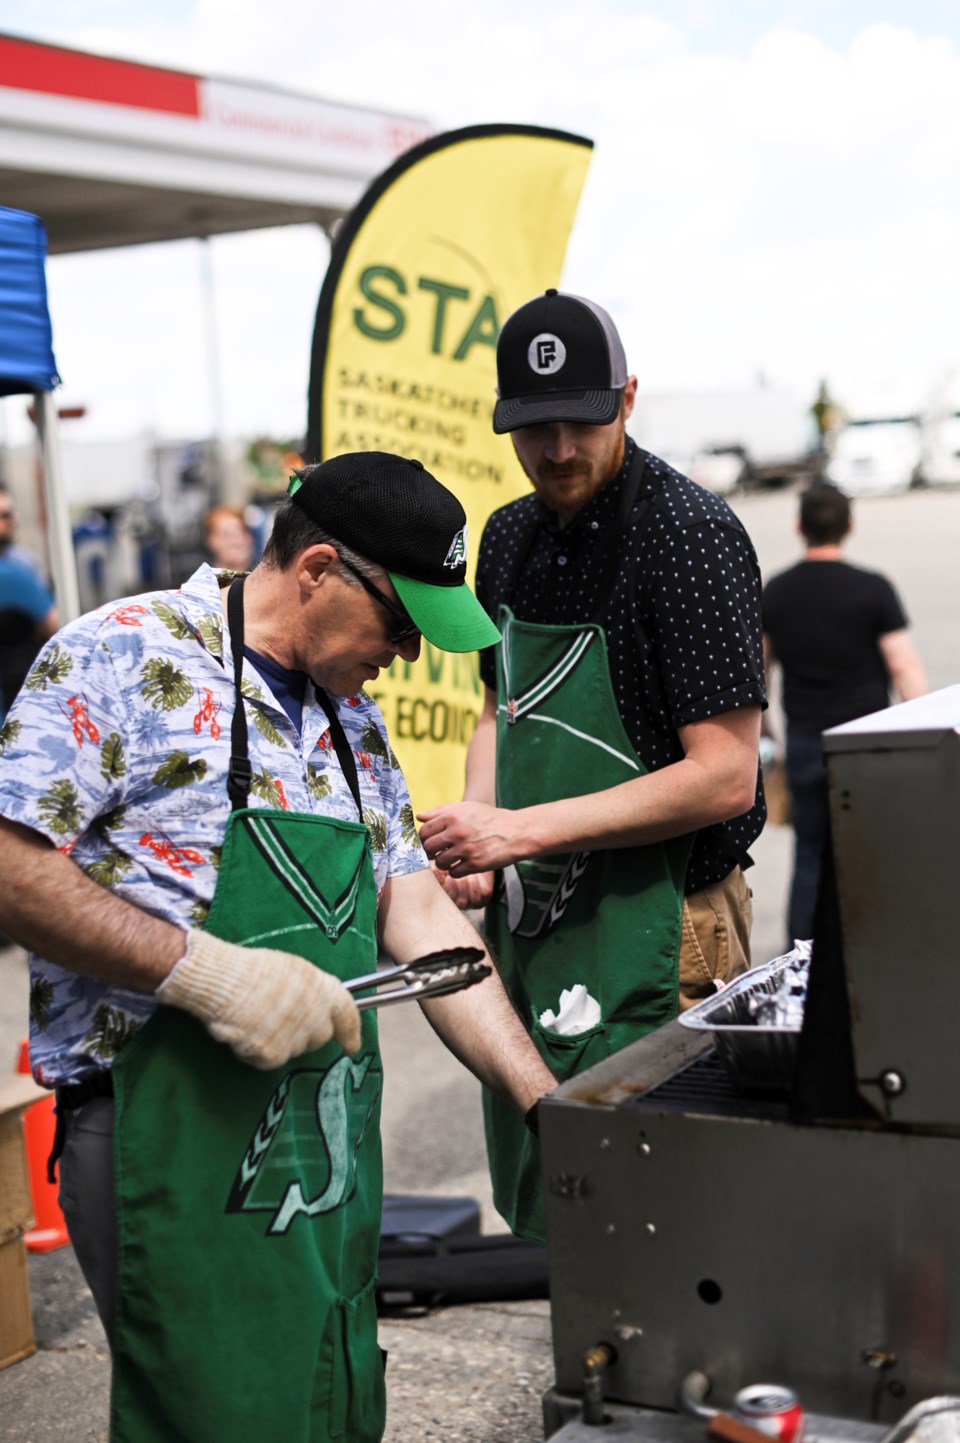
[825,385,926,497]
[826,415,923,496]
[919,371,960,487]
[630,387,819,495]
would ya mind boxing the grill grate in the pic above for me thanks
[625,1048,793,1121]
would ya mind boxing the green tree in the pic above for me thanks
[810,378,844,440]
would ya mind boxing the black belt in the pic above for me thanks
[49,1070,114,1184]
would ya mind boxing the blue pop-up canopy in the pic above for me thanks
[0,207,78,618]
[0,206,59,396]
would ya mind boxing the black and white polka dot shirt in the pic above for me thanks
[475,438,767,895]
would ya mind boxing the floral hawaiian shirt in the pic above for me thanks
[0,565,427,1086]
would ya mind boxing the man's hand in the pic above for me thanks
[418,802,526,877]
[157,930,361,1069]
[422,707,761,873]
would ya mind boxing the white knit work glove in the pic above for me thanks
[156,929,361,1070]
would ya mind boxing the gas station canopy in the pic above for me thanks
[0,32,431,254]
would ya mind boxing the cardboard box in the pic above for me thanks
[0,1236,35,1369]
[0,1072,46,1370]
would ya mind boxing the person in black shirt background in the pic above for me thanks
[762,482,927,945]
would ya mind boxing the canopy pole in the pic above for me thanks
[198,236,225,497]
[34,390,80,622]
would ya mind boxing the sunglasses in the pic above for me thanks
[337,554,420,646]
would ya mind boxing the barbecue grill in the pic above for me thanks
[539,686,960,1443]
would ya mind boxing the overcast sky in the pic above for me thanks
[2,0,959,446]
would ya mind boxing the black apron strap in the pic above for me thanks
[225,576,363,821]
[226,578,253,812]
[499,444,652,644]
[314,687,364,820]
[588,447,648,626]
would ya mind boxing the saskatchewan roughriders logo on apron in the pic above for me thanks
[226,1055,383,1235]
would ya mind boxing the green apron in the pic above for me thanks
[109,579,387,1443]
[483,452,693,1242]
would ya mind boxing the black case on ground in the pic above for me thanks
[377,1194,549,1314]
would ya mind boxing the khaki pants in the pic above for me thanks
[678,865,753,1011]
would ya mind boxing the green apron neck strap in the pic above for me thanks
[225,576,364,820]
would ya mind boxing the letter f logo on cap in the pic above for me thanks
[529,333,566,375]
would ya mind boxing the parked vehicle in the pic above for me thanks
[826,415,923,496]
[919,372,960,487]
[631,388,819,494]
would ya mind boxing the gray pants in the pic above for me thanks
[57,1096,117,1344]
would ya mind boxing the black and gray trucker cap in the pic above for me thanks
[493,289,628,434]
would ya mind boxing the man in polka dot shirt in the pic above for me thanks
[418,291,767,1238]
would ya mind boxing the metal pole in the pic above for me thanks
[34,390,81,622]
[198,235,224,498]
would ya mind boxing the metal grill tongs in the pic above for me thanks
[345,946,490,1011]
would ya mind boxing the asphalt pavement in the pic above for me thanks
[1,482,958,1441]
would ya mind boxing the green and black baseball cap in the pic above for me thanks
[287,452,500,654]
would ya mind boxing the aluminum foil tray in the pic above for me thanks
[678,950,804,1094]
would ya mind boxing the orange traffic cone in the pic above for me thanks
[16,1038,70,1253]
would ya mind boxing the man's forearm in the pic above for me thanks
[880,629,928,703]
[378,867,554,1111]
[421,971,554,1112]
[0,817,184,989]
[419,706,761,876]
[516,751,753,854]
[889,653,928,701]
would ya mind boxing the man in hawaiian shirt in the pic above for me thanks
[0,452,554,1443]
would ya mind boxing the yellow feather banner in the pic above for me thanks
[306,124,592,810]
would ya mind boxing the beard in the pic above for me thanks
[527,426,626,521]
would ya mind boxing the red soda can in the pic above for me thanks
[733,1384,805,1443]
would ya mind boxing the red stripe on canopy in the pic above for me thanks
[0,33,200,117]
